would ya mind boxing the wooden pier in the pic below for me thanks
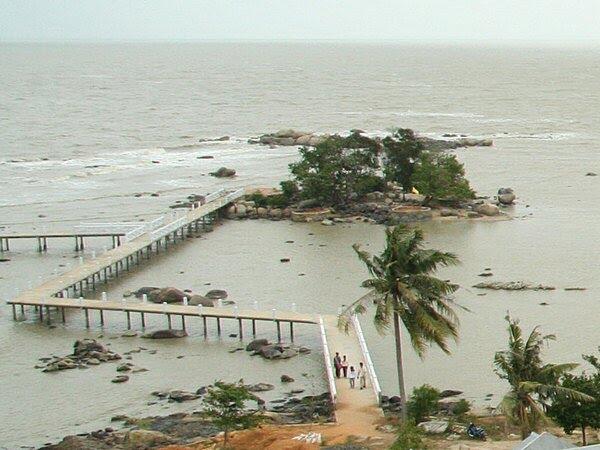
[0,231,127,252]
[5,188,318,341]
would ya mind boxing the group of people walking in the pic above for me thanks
[333,352,367,389]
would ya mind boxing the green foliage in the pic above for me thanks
[382,128,424,194]
[354,174,386,197]
[279,180,299,202]
[248,191,290,209]
[407,384,441,423]
[412,152,475,201]
[248,192,269,208]
[547,348,600,446]
[390,421,428,450]
[494,316,592,439]
[452,398,472,417]
[201,380,263,447]
[289,135,380,206]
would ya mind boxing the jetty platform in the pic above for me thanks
[5,186,384,419]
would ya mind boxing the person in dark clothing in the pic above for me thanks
[341,355,349,377]
[333,352,342,378]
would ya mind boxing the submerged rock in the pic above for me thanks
[497,187,516,205]
[210,167,236,178]
[148,287,186,304]
[142,329,188,339]
[473,281,555,291]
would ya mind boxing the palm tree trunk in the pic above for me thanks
[393,311,408,421]
[582,425,587,446]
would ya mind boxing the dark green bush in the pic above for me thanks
[248,192,268,208]
[354,174,386,196]
[266,194,289,209]
[280,180,299,202]
[390,421,428,450]
[407,384,441,423]
[452,399,471,417]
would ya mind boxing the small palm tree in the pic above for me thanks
[340,224,461,420]
[494,315,593,439]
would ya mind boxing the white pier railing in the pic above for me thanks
[351,314,382,405]
[319,315,338,405]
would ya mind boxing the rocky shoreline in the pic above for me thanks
[41,389,333,449]
[223,185,516,226]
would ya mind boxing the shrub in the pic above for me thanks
[452,399,471,417]
[280,180,299,202]
[412,152,475,201]
[248,192,268,208]
[390,421,428,450]
[407,384,441,423]
[354,174,386,196]
[266,194,289,209]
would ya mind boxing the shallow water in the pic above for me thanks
[2,42,600,447]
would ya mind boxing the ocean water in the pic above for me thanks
[1,42,600,448]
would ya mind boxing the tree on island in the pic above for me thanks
[382,128,424,199]
[412,152,475,203]
[201,380,263,448]
[494,316,592,439]
[289,133,382,206]
[547,349,600,446]
[339,224,461,420]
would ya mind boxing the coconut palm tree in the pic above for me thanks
[339,224,461,420]
[494,315,593,439]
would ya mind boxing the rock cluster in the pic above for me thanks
[245,338,311,360]
[418,136,493,151]
[268,392,334,423]
[249,129,330,147]
[37,339,121,372]
[226,200,293,221]
[133,286,233,307]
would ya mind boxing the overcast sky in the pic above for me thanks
[3,0,600,43]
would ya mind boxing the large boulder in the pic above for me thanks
[142,329,188,339]
[418,420,449,434]
[258,344,283,359]
[246,382,275,392]
[475,203,500,217]
[73,339,106,356]
[148,287,187,304]
[168,390,200,402]
[188,295,215,307]
[497,187,516,205]
[246,338,270,352]
[275,129,311,139]
[125,430,174,448]
[133,286,160,298]
[205,289,228,300]
[210,167,236,178]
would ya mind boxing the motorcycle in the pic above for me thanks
[467,423,486,440]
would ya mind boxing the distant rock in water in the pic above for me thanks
[142,329,188,339]
[473,281,555,291]
[210,167,236,177]
[198,136,230,142]
[418,136,493,150]
[497,187,516,205]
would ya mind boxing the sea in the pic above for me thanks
[1,42,600,448]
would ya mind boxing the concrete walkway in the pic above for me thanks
[322,315,384,436]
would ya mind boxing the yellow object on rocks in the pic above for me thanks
[411,187,420,194]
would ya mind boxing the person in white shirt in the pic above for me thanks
[358,362,367,389]
[348,366,357,388]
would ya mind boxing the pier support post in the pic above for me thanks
[20,305,25,316]
[11,304,16,320]
[141,313,146,328]
[98,310,103,326]
[126,311,131,330]
[276,321,281,343]
[167,314,172,329]
[37,237,42,252]
[216,318,221,336]
[203,316,207,338]
[45,306,51,325]
[39,306,43,322]
[252,319,257,337]
[43,237,47,252]
[84,308,90,328]
[181,315,186,331]
[75,237,80,252]
[80,237,85,250]
[238,318,243,340]
[290,322,294,342]
[61,307,66,323]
